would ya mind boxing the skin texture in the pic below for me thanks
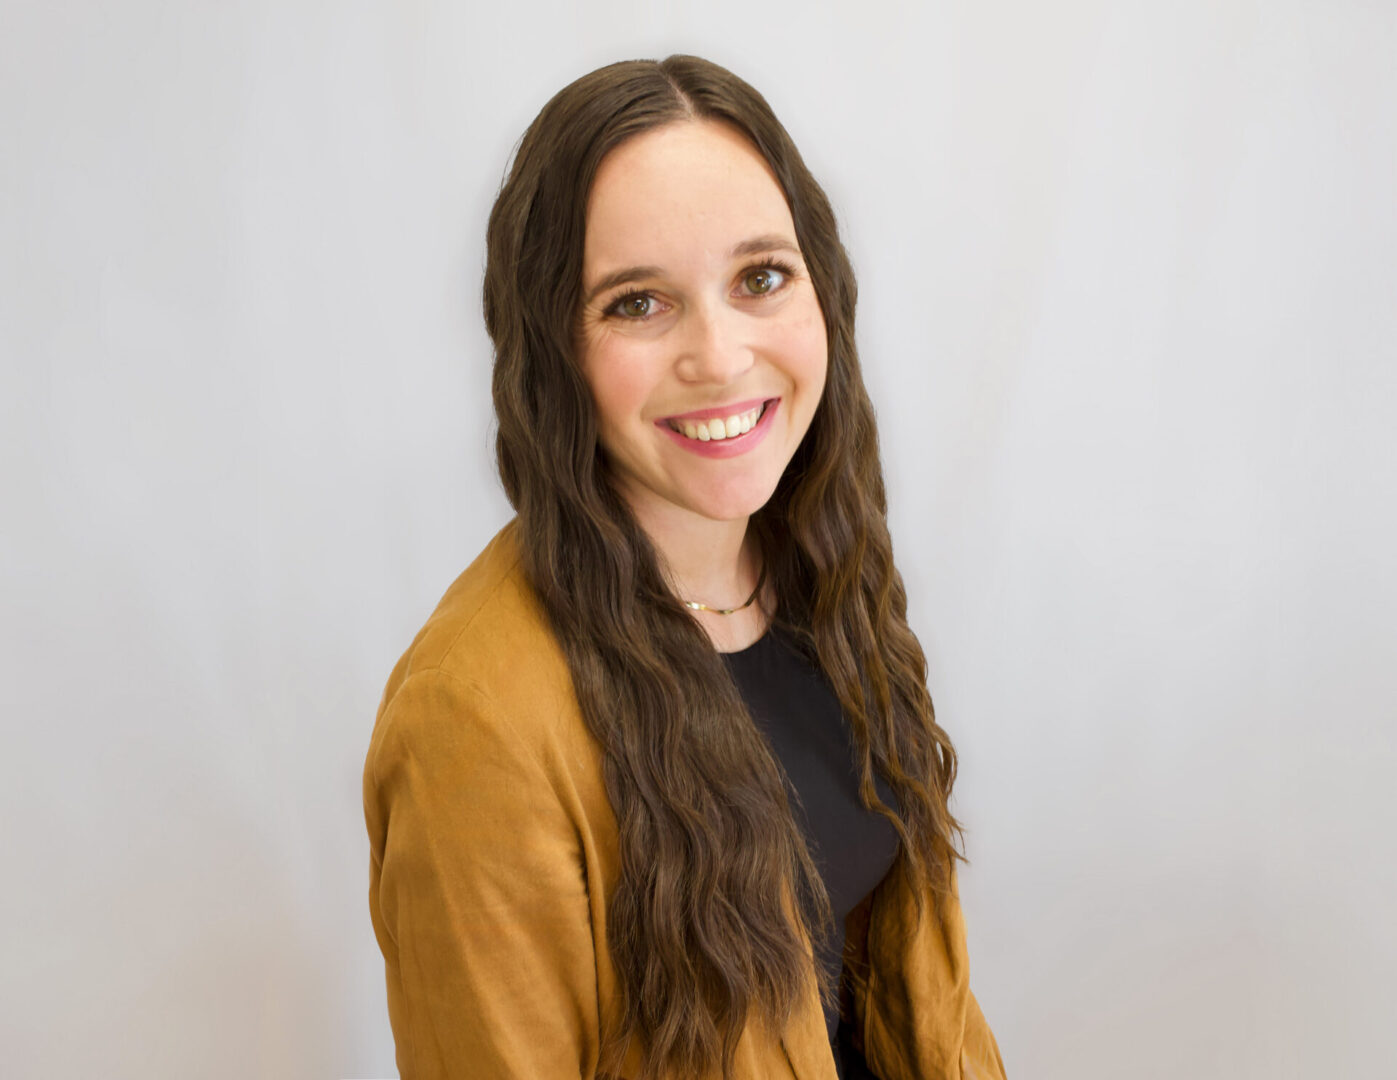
[575,120,828,640]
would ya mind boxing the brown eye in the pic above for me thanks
[617,294,652,318]
[745,269,775,294]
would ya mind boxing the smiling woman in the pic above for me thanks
[363,55,1007,1080]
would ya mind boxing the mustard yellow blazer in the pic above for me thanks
[363,520,1007,1079]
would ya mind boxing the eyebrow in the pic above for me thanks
[581,233,802,307]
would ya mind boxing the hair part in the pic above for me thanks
[483,54,963,1080]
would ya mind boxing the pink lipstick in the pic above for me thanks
[653,398,780,459]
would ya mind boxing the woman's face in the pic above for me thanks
[576,120,829,529]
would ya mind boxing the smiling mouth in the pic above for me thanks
[664,400,773,442]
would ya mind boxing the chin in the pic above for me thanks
[684,475,783,522]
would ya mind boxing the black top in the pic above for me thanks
[721,624,901,1080]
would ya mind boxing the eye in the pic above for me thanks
[745,268,779,294]
[615,294,652,318]
[605,291,664,320]
[737,259,797,297]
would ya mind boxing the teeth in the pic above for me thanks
[670,403,766,442]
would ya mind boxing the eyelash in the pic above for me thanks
[603,259,799,322]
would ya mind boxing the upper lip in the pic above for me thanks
[659,397,775,422]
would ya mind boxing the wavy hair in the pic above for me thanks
[483,55,963,1080]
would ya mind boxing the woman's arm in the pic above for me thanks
[364,667,600,1079]
[961,987,1004,1080]
[845,862,1007,1080]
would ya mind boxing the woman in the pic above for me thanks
[364,55,1007,1080]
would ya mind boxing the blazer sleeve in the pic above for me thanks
[364,667,599,1079]
[848,860,1007,1080]
[961,986,1005,1080]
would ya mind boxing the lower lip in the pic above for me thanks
[655,399,781,458]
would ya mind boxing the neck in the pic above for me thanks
[626,499,757,609]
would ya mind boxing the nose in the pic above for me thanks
[673,299,754,385]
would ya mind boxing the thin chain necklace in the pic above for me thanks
[681,560,767,615]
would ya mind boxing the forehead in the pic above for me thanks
[582,120,796,273]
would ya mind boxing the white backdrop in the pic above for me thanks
[3,2,1393,1077]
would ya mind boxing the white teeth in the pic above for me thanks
[669,403,766,442]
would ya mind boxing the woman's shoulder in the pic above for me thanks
[373,518,577,753]
[397,519,551,668]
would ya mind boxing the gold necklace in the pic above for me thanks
[681,561,767,615]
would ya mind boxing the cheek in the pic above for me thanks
[773,303,830,394]
[583,339,659,436]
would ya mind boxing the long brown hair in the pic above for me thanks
[483,55,962,1080]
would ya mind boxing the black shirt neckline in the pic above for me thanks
[717,626,775,659]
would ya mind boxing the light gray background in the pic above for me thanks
[3,2,1393,1077]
